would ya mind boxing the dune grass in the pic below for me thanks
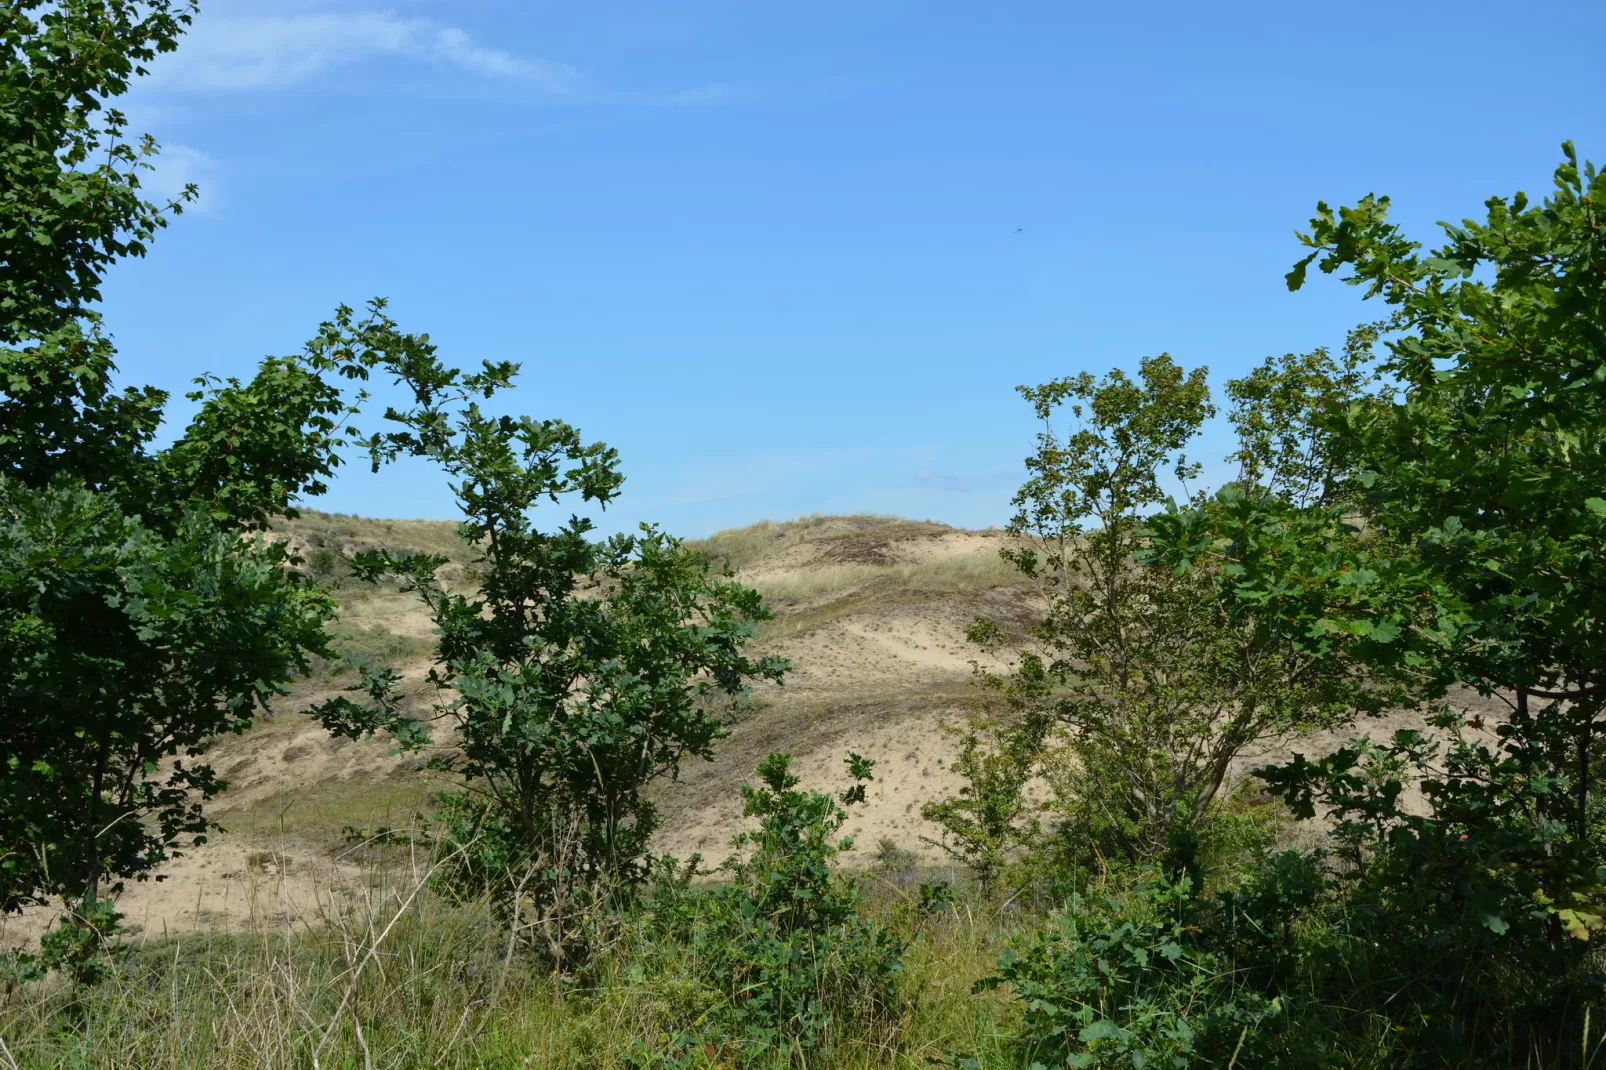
[0,874,1014,1069]
[691,515,937,572]
[276,510,470,562]
[755,553,1025,602]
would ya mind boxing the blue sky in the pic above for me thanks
[103,0,1606,537]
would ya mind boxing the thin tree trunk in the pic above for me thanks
[1577,718,1591,843]
[85,726,112,907]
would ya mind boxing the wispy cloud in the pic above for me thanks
[148,10,581,93]
[142,143,222,214]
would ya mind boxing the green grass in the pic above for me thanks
[0,881,1015,1069]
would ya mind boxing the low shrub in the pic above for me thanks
[629,753,910,1067]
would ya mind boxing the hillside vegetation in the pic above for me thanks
[5,8,1606,1067]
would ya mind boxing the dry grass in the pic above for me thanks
[272,510,478,605]
[755,553,1025,603]
[275,510,469,562]
[691,515,944,571]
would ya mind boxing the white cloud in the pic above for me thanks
[148,10,581,93]
[140,143,221,214]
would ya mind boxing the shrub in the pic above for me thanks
[921,710,1051,898]
[315,346,786,970]
[972,874,1290,1069]
[1255,710,1606,1063]
[634,754,908,1066]
[960,352,1381,882]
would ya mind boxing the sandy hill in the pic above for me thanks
[3,510,1508,949]
[3,513,1037,946]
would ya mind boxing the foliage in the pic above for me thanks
[0,303,418,960]
[0,1,438,976]
[0,316,422,964]
[966,354,1375,870]
[1224,320,1392,509]
[0,0,196,343]
[633,753,908,1066]
[0,481,333,915]
[1258,710,1606,1060]
[314,338,786,965]
[964,718,1606,1069]
[921,709,1051,897]
[871,837,921,876]
[5,896,124,987]
[1141,142,1606,1066]
[972,875,1288,1070]
[1156,142,1606,712]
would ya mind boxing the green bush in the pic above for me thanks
[306,545,340,579]
[961,710,1606,1069]
[1252,712,1606,1064]
[972,875,1290,1069]
[631,753,908,1067]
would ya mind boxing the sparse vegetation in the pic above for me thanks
[692,515,922,572]
[753,553,1024,602]
[4,5,1606,1067]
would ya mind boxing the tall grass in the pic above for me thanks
[9,853,1596,1067]
[0,869,1014,1069]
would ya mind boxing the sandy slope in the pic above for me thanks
[4,516,1010,946]
[1,514,1501,949]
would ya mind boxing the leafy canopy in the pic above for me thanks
[954,353,1380,877]
[314,335,787,964]
[1143,142,1606,1058]
[0,1,423,959]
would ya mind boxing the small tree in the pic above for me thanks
[0,2,427,975]
[317,341,787,964]
[1147,142,1606,1059]
[920,708,1050,897]
[966,353,1380,868]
